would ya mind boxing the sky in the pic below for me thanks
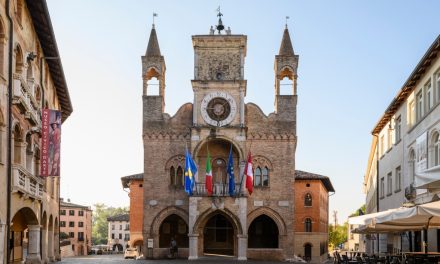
[46,0,440,223]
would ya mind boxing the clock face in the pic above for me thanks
[201,92,237,127]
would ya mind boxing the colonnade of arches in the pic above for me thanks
[10,207,59,263]
[156,208,282,257]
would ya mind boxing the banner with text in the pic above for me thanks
[40,109,62,176]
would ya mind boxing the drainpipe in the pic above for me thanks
[374,134,380,254]
[6,0,13,263]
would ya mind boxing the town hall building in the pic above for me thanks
[134,14,334,261]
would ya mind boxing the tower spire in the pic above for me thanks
[146,23,161,57]
[278,26,294,56]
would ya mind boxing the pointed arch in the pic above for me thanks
[14,43,23,74]
[247,207,287,236]
[193,208,243,235]
[150,206,189,237]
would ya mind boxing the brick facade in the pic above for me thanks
[132,21,334,262]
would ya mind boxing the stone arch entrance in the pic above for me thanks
[113,243,123,252]
[204,214,234,256]
[193,209,242,257]
[10,207,40,263]
[158,214,189,248]
[248,215,279,248]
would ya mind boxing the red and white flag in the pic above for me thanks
[245,151,253,195]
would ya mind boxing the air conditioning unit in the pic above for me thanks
[405,184,416,201]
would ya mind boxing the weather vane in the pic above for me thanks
[216,6,225,34]
[285,16,290,28]
[153,12,158,26]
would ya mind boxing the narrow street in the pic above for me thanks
[58,254,292,264]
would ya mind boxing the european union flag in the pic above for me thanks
[227,145,235,196]
[184,149,198,196]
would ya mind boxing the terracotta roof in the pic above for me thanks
[107,213,129,222]
[278,28,295,56]
[121,173,143,188]
[60,200,91,210]
[372,34,440,135]
[26,0,73,121]
[295,170,335,192]
[145,26,161,57]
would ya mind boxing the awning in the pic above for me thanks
[351,201,440,234]
[415,166,440,189]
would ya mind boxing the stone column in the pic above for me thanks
[0,223,4,263]
[54,231,60,260]
[237,235,247,260]
[25,225,41,264]
[47,229,54,261]
[188,197,200,260]
[237,197,247,260]
[188,234,199,260]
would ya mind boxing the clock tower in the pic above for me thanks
[191,30,247,128]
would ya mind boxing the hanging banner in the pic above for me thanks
[40,109,62,176]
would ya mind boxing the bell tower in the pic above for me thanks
[142,23,166,112]
[274,25,298,114]
[191,10,247,128]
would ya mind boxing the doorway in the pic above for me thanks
[203,214,234,256]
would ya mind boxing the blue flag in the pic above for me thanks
[184,149,198,196]
[227,145,235,196]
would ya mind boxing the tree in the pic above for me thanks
[349,204,366,217]
[329,222,348,250]
[92,203,128,245]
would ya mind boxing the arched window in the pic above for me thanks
[13,124,22,164]
[35,86,41,104]
[254,167,261,186]
[432,132,440,167]
[146,77,160,95]
[176,166,183,187]
[25,133,32,172]
[262,167,269,186]
[304,193,312,207]
[305,218,312,232]
[169,166,175,186]
[15,44,23,74]
[279,76,294,95]
[409,149,416,184]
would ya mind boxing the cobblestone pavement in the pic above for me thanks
[58,254,300,264]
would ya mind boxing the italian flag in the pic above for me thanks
[205,151,213,195]
[245,151,253,195]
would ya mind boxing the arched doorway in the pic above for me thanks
[248,215,279,248]
[113,244,123,252]
[203,214,234,256]
[10,207,39,263]
[304,243,312,261]
[159,214,188,248]
[133,240,143,253]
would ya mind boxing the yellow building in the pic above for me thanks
[0,0,73,263]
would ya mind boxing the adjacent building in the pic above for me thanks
[59,199,92,257]
[107,214,130,252]
[133,14,334,261]
[294,171,334,262]
[364,34,440,253]
[0,0,73,263]
[121,173,143,253]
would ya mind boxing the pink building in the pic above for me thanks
[60,199,92,256]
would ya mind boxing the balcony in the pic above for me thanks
[12,74,41,127]
[193,183,246,197]
[12,164,44,200]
